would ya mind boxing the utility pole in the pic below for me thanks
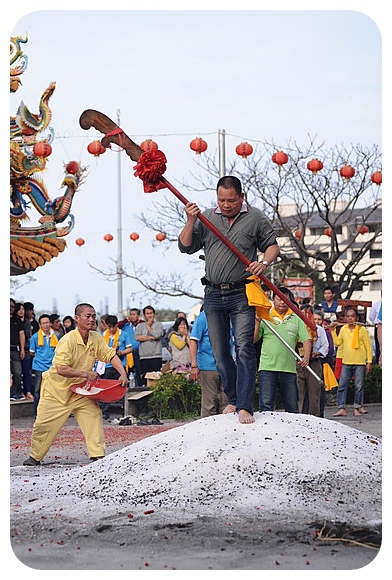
[218,129,226,177]
[116,108,123,318]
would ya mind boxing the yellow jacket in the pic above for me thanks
[332,325,373,365]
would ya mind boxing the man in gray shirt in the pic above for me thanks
[178,175,279,424]
[134,305,163,386]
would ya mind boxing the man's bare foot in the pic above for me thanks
[222,404,236,414]
[333,409,347,417]
[353,408,361,417]
[238,409,255,424]
[359,407,368,414]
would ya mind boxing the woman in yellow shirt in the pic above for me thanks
[330,308,373,417]
[168,317,191,371]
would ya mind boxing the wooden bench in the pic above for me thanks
[124,389,153,417]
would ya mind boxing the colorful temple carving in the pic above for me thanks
[10,34,86,275]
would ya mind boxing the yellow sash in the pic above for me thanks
[103,328,120,349]
[351,325,359,349]
[37,329,59,347]
[126,352,134,372]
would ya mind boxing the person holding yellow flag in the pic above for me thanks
[255,287,312,414]
[330,308,373,417]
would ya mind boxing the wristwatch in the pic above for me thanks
[261,260,269,266]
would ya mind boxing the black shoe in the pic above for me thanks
[23,456,40,466]
[119,417,131,425]
[90,456,104,461]
[151,417,163,425]
[137,418,150,426]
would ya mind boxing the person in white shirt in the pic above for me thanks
[297,305,329,417]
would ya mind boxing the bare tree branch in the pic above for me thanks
[90,137,382,302]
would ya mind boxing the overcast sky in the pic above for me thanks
[8,2,384,319]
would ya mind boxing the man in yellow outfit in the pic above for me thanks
[23,303,129,466]
[330,307,373,417]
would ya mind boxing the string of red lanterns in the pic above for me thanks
[77,221,370,249]
[85,135,381,194]
[75,232,168,245]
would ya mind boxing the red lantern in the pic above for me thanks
[371,171,382,185]
[272,150,288,166]
[65,160,80,175]
[235,142,253,159]
[103,234,114,242]
[75,238,85,247]
[324,227,333,237]
[140,139,158,152]
[294,229,303,239]
[356,225,369,235]
[307,158,323,174]
[190,137,208,155]
[33,142,52,158]
[156,232,166,242]
[87,140,106,157]
[340,164,355,180]
[130,232,139,241]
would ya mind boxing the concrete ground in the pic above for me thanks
[9,404,383,572]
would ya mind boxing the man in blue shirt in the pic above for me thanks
[29,314,60,416]
[100,315,132,420]
[118,308,144,385]
[189,309,229,417]
[321,286,339,323]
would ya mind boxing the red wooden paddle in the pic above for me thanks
[79,110,316,331]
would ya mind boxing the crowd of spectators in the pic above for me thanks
[10,290,381,422]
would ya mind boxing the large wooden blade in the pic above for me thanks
[79,109,143,162]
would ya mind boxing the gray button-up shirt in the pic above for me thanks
[178,204,277,285]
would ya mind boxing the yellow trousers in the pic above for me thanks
[30,390,105,461]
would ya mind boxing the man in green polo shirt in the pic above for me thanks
[255,287,312,413]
